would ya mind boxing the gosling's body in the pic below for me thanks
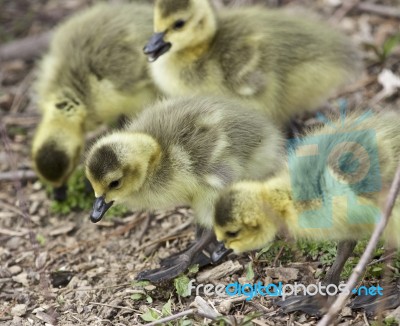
[32,3,158,189]
[145,0,361,124]
[86,96,284,227]
[214,111,400,253]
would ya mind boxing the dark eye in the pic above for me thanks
[226,230,239,238]
[108,179,121,189]
[173,19,185,30]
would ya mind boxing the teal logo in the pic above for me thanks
[288,106,381,228]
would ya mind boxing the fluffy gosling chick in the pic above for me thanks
[85,96,284,225]
[32,3,158,196]
[214,111,400,253]
[144,0,361,125]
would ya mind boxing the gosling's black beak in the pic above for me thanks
[53,184,68,202]
[143,32,172,62]
[211,241,233,263]
[90,196,114,223]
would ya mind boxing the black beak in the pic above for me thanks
[211,241,233,263]
[90,196,114,223]
[143,32,172,62]
[53,184,68,202]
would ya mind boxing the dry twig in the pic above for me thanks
[0,170,37,181]
[0,32,52,62]
[357,3,400,19]
[145,309,196,326]
[318,163,400,325]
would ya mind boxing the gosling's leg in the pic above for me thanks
[277,240,357,316]
[158,226,231,268]
[53,184,68,202]
[137,228,218,282]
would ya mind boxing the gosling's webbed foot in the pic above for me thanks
[137,253,192,282]
[159,248,211,269]
[137,229,224,282]
[350,284,400,316]
[277,294,332,316]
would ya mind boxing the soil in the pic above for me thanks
[1,0,400,325]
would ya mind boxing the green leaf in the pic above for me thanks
[246,262,255,281]
[146,295,153,304]
[174,274,191,297]
[188,264,199,274]
[130,293,143,301]
[162,298,172,316]
[140,308,160,322]
[131,280,150,288]
[36,234,46,246]
[382,33,400,59]
[255,244,272,259]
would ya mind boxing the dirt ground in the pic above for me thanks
[1,0,400,325]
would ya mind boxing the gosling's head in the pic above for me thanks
[213,182,279,254]
[32,117,84,200]
[85,132,161,223]
[144,0,217,61]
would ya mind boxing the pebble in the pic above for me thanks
[8,265,22,275]
[11,304,27,317]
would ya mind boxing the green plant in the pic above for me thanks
[255,240,294,264]
[297,240,337,264]
[364,33,400,63]
[140,298,192,325]
[174,264,199,297]
[49,167,128,217]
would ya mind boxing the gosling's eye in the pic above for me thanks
[226,230,239,238]
[173,19,185,30]
[108,179,121,189]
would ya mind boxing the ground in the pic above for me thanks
[0,0,400,325]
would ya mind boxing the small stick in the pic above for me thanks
[0,31,52,62]
[0,170,37,182]
[318,163,400,326]
[88,301,140,313]
[357,3,400,19]
[73,282,135,292]
[0,227,28,237]
[145,309,195,326]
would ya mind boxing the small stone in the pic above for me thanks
[341,306,353,317]
[5,237,23,250]
[144,285,156,291]
[264,267,299,282]
[12,271,29,286]
[218,300,232,315]
[11,304,27,317]
[29,201,40,215]
[35,252,48,269]
[8,265,22,275]
[76,305,84,314]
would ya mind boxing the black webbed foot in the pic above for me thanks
[137,253,192,282]
[137,228,219,282]
[350,284,400,316]
[276,294,332,316]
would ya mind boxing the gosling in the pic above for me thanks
[214,110,400,315]
[144,0,361,125]
[85,95,284,281]
[32,2,158,199]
